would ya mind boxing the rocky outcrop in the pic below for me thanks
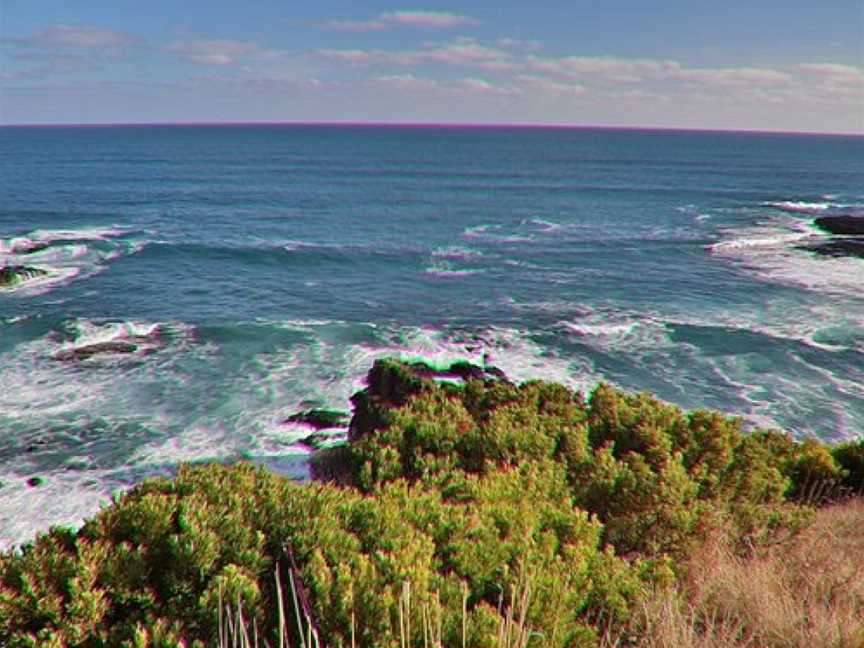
[0,265,47,287]
[348,358,511,442]
[283,409,349,430]
[813,216,864,236]
[803,239,864,260]
[310,358,512,482]
[54,341,139,361]
[799,216,864,259]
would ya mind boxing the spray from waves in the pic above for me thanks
[505,297,864,438]
[430,245,483,259]
[766,199,864,217]
[707,215,864,297]
[0,226,145,296]
[0,317,197,418]
[0,318,605,548]
[424,261,484,278]
[462,223,534,244]
[766,201,833,214]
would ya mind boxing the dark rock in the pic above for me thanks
[26,476,44,488]
[0,265,48,287]
[298,432,330,450]
[283,409,349,430]
[801,238,864,260]
[813,216,864,236]
[15,241,50,255]
[54,341,139,361]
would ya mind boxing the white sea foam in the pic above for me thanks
[766,201,833,214]
[430,245,483,259]
[0,471,116,549]
[462,223,534,244]
[527,218,562,233]
[0,226,144,296]
[707,216,864,297]
[424,261,483,277]
[27,227,127,243]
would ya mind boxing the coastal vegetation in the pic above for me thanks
[1,359,862,647]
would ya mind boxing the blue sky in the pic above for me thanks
[1,1,862,132]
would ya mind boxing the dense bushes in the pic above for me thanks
[1,358,859,647]
[0,463,647,647]
[335,360,844,556]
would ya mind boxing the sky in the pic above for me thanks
[1,1,863,132]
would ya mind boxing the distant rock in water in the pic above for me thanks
[54,341,139,361]
[801,238,864,260]
[283,409,349,430]
[14,241,50,255]
[813,216,864,236]
[26,476,44,488]
[0,265,47,287]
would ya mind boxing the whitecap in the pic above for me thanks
[430,245,483,259]
[707,216,864,297]
[424,261,483,277]
[766,201,833,214]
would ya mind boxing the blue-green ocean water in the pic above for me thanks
[1,125,863,546]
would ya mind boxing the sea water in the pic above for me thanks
[1,125,862,547]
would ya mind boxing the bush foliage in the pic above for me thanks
[0,358,857,647]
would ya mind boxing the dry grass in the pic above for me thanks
[611,498,864,648]
[220,500,864,647]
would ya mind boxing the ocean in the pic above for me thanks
[1,124,862,548]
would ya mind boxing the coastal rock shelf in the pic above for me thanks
[800,215,864,260]
[814,216,864,236]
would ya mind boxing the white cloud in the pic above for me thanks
[371,73,440,91]
[324,20,387,33]
[325,10,477,31]
[318,39,513,71]
[32,26,133,49]
[380,10,476,28]
[527,55,677,83]
[166,40,277,66]
[669,66,792,86]
[514,75,586,97]
[798,63,864,85]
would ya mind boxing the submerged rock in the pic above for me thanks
[813,216,864,236]
[54,341,139,361]
[0,265,47,287]
[26,476,44,488]
[283,409,349,430]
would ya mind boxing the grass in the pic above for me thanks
[220,499,864,648]
[607,497,864,648]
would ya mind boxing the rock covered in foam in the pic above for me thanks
[54,341,139,361]
[0,265,48,287]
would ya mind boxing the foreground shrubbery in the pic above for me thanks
[1,358,863,647]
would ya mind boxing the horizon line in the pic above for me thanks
[1,120,862,138]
